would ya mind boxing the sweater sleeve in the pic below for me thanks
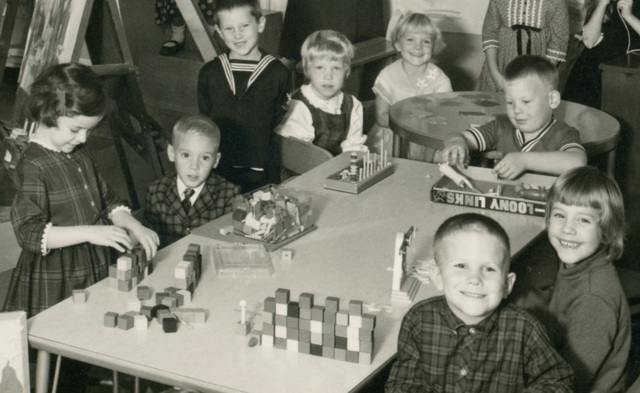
[546,1,569,62]
[481,0,501,52]
[559,295,619,392]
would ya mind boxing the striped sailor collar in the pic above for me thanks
[516,117,556,152]
[218,50,277,95]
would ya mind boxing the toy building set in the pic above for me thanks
[431,164,548,217]
[103,243,207,333]
[107,245,154,292]
[261,289,377,364]
[324,151,396,194]
[232,185,315,245]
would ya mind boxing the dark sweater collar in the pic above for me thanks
[559,247,609,279]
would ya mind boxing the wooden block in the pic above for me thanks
[350,315,362,328]
[117,278,133,292]
[164,286,180,295]
[116,268,132,281]
[174,261,191,279]
[362,314,376,330]
[359,328,374,342]
[274,337,287,350]
[104,312,118,328]
[298,340,310,354]
[72,289,87,304]
[275,303,288,315]
[310,320,322,334]
[299,330,311,343]
[359,352,372,364]
[346,350,359,363]
[162,316,178,333]
[324,311,336,324]
[275,288,290,304]
[310,344,322,356]
[334,348,347,361]
[157,309,171,323]
[263,323,275,336]
[325,296,340,313]
[136,285,152,301]
[182,308,194,323]
[264,297,276,313]
[299,318,311,331]
[187,243,201,254]
[335,336,347,350]
[322,334,335,347]
[141,306,153,320]
[281,248,293,261]
[236,321,251,336]
[117,314,134,330]
[299,293,314,309]
[286,328,299,340]
[335,325,348,338]
[322,346,334,358]
[286,339,299,352]
[349,300,363,316]
[262,311,274,324]
[287,301,299,318]
[117,255,133,270]
[322,322,335,335]
[275,314,287,327]
[275,325,287,338]
[311,306,325,322]
[360,339,374,354]
[300,308,312,320]
[161,296,178,308]
[347,337,360,352]
[336,311,349,326]
[286,316,298,329]
[310,332,322,345]
[134,314,148,330]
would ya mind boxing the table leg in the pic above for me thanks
[607,150,616,178]
[393,134,403,158]
[36,350,51,393]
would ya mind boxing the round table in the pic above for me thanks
[389,91,620,175]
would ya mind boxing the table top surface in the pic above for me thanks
[28,154,556,393]
[389,91,620,156]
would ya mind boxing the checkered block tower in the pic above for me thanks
[174,243,202,293]
[108,246,153,292]
[261,289,376,364]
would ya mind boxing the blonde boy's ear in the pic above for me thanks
[548,90,561,109]
[213,152,221,169]
[167,144,175,162]
[432,264,444,291]
[504,272,516,298]
[257,16,266,33]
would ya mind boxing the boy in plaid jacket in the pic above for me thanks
[145,115,241,247]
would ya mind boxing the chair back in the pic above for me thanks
[279,135,332,176]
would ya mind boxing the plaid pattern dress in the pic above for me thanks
[3,143,124,317]
[145,173,241,247]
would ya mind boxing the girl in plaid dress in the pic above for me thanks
[3,63,159,318]
[476,0,570,91]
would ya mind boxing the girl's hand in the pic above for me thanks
[490,70,505,90]
[87,226,133,253]
[127,223,159,260]
[492,153,527,180]
[619,0,634,18]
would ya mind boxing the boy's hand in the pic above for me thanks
[87,226,133,253]
[492,152,527,179]
[441,137,470,168]
[127,223,160,259]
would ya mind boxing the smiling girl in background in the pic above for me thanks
[368,13,451,161]
[276,30,367,155]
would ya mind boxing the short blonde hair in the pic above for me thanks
[546,166,626,261]
[391,13,445,55]
[172,114,221,150]
[301,30,354,78]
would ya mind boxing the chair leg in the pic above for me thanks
[51,355,62,393]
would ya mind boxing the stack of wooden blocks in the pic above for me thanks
[174,243,202,292]
[261,288,377,364]
[108,246,153,292]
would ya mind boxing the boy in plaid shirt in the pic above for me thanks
[386,213,573,393]
[145,115,241,247]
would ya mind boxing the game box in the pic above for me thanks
[430,175,547,217]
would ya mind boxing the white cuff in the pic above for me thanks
[41,222,52,256]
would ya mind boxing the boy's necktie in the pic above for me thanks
[182,188,195,214]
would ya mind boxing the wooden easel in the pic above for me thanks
[11,0,165,210]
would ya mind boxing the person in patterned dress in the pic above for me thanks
[476,0,570,92]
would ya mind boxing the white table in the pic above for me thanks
[29,154,556,393]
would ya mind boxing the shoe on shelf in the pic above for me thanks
[159,40,185,56]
